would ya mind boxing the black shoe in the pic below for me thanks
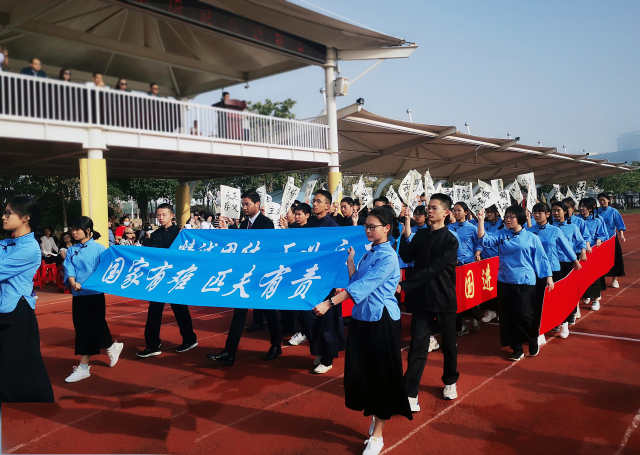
[206,350,235,366]
[529,343,539,357]
[175,341,198,353]
[263,345,282,361]
[509,350,524,361]
[456,324,469,337]
[137,345,161,358]
[246,324,265,333]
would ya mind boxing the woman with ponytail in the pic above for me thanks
[313,206,411,455]
[0,196,54,402]
[63,216,123,383]
[578,198,609,310]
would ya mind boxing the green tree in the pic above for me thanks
[113,178,179,221]
[247,99,296,119]
[595,161,640,197]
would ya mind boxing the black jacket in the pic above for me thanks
[239,213,274,230]
[143,224,181,249]
[398,225,459,313]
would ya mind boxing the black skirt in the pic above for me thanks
[607,236,625,277]
[582,280,601,300]
[297,294,346,359]
[344,307,412,421]
[497,282,538,347]
[0,297,54,403]
[72,293,113,356]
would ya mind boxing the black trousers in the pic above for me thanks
[225,308,281,355]
[404,310,459,397]
[144,301,196,349]
[280,310,302,335]
[251,309,265,326]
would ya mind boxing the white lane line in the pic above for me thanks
[570,332,640,343]
[623,247,640,257]
[616,407,640,455]
[193,374,345,444]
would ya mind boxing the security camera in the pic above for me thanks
[356,98,365,106]
[515,137,520,142]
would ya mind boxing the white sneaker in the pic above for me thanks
[428,336,440,352]
[107,341,123,367]
[559,322,570,339]
[314,364,332,374]
[363,437,384,455]
[443,383,458,400]
[368,416,375,437]
[482,310,497,323]
[314,355,322,366]
[537,334,547,346]
[65,365,91,383]
[591,300,601,311]
[575,305,581,319]
[612,279,620,288]
[582,298,591,305]
[408,396,420,412]
[288,332,307,346]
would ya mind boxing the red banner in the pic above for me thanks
[539,237,615,334]
[455,257,500,313]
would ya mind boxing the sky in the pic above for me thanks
[194,0,640,156]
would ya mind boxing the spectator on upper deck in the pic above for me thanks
[86,72,107,88]
[147,82,161,97]
[0,46,9,71]
[59,68,72,81]
[20,58,47,78]
[115,78,131,92]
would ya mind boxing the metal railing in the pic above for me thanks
[0,72,328,151]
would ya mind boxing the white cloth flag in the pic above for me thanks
[424,171,435,201]
[565,187,578,207]
[363,187,374,210]
[453,184,465,204]
[491,179,504,192]
[386,186,403,217]
[331,178,343,205]
[575,181,587,201]
[526,182,537,212]
[303,179,317,204]
[399,172,414,204]
[351,184,358,199]
[220,185,241,219]
[507,179,524,203]
[496,190,510,218]
[266,201,281,229]
[280,177,301,218]
[434,182,443,194]
[256,185,268,208]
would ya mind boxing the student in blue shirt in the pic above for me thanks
[63,217,123,384]
[480,205,504,323]
[526,203,581,345]
[477,205,553,362]
[578,197,610,311]
[562,198,592,250]
[596,193,627,288]
[313,206,411,455]
[448,202,482,336]
[0,196,54,403]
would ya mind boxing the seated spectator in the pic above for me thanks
[188,212,201,229]
[115,216,130,242]
[58,231,75,260]
[20,58,47,78]
[148,82,161,97]
[190,120,202,136]
[59,68,71,81]
[134,229,146,246]
[200,213,213,229]
[0,46,9,71]
[86,72,107,88]
[41,228,60,264]
[119,228,136,245]
[115,78,131,92]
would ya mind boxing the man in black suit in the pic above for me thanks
[20,58,47,78]
[207,190,282,365]
[137,203,198,358]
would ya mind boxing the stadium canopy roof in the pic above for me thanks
[309,105,637,185]
[0,0,412,97]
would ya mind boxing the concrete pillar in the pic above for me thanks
[79,128,108,248]
[175,181,191,228]
[325,48,342,196]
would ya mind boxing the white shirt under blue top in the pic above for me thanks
[63,239,106,296]
[482,228,552,285]
[568,214,592,246]
[552,220,586,258]
[0,233,41,312]
[526,222,576,271]
[596,206,626,238]
[481,218,503,259]
[448,220,482,265]
[346,240,401,322]
[579,214,609,243]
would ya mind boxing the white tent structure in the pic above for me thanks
[309,105,636,185]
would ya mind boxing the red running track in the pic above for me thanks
[3,214,640,455]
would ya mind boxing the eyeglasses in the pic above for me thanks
[64,72,71,75]
[311,199,326,204]
[363,224,384,232]
[2,210,16,218]
[119,82,127,86]
[504,215,517,220]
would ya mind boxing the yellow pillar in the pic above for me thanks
[79,155,109,248]
[175,182,190,228]
[328,171,343,202]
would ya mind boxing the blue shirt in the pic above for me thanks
[109,229,115,246]
[481,218,504,259]
[579,214,609,243]
[596,206,626,238]
[482,228,552,285]
[448,221,482,265]
[552,220,586,257]
[526,223,576,271]
[569,214,592,246]
[63,239,106,296]
[0,233,40,312]
[347,241,401,322]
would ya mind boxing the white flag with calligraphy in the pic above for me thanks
[220,185,241,219]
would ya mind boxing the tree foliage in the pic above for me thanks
[247,99,296,119]
[595,161,640,196]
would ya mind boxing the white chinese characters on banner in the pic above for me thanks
[220,185,241,219]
